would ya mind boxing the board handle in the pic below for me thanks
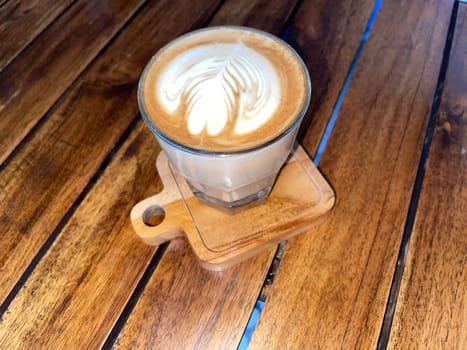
[130,152,190,245]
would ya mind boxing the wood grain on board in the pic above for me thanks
[130,146,334,271]
[389,4,466,349]
[114,0,376,348]
[0,0,147,165]
[0,0,220,308]
[0,0,73,70]
[249,0,455,348]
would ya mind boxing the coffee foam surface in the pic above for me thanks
[140,27,308,152]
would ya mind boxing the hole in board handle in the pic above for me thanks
[142,205,166,227]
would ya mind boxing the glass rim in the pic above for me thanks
[137,25,312,157]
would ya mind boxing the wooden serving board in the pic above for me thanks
[131,145,335,270]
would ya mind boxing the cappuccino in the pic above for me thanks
[138,26,311,209]
[139,26,309,152]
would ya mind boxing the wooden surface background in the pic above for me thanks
[0,0,464,349]
[250,0,458,348]
[389,3,466,348]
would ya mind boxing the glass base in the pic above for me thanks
[190,186,271,214]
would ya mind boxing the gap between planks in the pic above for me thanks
[102,243,169,349]
[376,1,460,348]
[0,115,141,319]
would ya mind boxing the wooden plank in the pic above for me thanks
[0,0,73,70]
[113,0,376,349]
[209,0,297,34]
[249,0,455,348]
[0,0,220,308]
[0,0,147,165]
[284,0,378,154]
[0,122,162,349]
[389,4,467,349]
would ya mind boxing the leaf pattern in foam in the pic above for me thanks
[159,43,280,135]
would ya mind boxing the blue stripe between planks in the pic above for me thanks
[238,300,265,350]
[314,0,382,166]
[237,1,383,349]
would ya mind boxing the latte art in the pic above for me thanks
[139,27,309,152]
[157,43,280,136]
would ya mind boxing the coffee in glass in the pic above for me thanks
[138,26,311,209]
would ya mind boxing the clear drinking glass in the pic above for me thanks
[138,26,311,210]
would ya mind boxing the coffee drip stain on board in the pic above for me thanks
[437,103,465,145]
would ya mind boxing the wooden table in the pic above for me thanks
[0,0,465,348]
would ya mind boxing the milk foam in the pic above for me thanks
[156,43,280,136]
[140,27,309,152]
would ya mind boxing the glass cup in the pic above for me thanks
[138,27,311,211]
